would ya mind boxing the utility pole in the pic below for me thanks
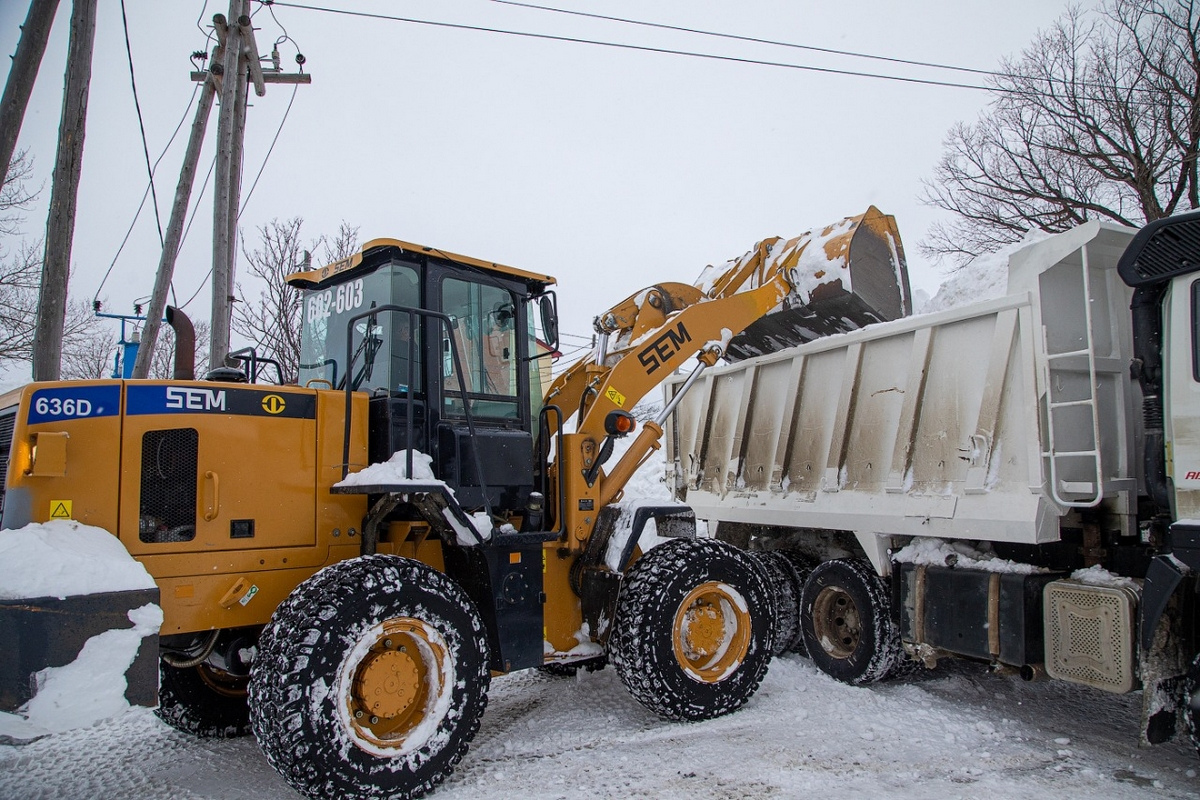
[209,0,245,369]
[0,0,61,190]
[135,2,309,376]
[206,0,309,371]
[130,32,224,379]
[32,0,97,382]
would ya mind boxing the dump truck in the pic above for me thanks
[664,211,1200,753]
[0,208,910,799]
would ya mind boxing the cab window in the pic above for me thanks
[442,278,519,419]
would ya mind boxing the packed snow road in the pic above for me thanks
[1,654,1197,800]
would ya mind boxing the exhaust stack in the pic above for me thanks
[165,306,195,381]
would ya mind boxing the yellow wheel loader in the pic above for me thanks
[0,208,909,799]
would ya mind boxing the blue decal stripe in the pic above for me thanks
[28,385,122,425]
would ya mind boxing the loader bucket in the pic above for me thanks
[706,206,912,361]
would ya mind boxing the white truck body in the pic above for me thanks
[665,222,1142,575]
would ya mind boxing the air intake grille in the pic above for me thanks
[1043,580,1137,693]
[140,428,198,543]
[1118,212,1200,286]
[0,407,15,517]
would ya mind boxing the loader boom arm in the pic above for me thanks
[544,206,908,539]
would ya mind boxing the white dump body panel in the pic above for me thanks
[665,223,1141,573]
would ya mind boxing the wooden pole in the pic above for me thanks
[209,0,244,369]
[0,0,61,189]
[131,42,221,379]
[226,13,250,355]
[32,0,97,382]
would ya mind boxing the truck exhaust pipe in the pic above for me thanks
[165,305,195,381]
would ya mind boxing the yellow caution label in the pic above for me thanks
[605,387,626,408]
[49,500,73,520]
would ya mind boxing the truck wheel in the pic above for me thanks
[1184,652,1200,754]
[155,661,250,737]
[248,555,490,800]
[751,551,804,655]
[799,558,902,685]
[610,538,773,721]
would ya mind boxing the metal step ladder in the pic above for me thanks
[1042,244,1104,508]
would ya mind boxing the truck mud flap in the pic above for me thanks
[0,588,160,713]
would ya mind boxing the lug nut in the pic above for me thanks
[354,710,364,719]
[384,639,394,649]
[370,716,379,724]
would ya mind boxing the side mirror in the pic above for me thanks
[539,292,559,351]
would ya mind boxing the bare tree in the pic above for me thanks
[922,0,1200,265]
[233,218,359,383]
[0,151,120,378]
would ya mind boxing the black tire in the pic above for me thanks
[155,660,250,738]
[539,657,607,677]
[799,558,902,685]
[248,555,490,800]
[750,551,804,655]
[610,538,774,721]
[778,550,816,655]
[1183,651,1200,755]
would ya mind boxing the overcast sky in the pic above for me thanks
[0,0,1075,362]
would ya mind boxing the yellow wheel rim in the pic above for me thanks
[672,581,751,683]
[343,617,449,752]
[810,585,860,659]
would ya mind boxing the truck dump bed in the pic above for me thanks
[665,222,1141,573]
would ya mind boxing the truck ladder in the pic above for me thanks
[1042,243,1104,508]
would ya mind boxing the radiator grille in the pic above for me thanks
[0,406,16,518]
[140,428,198,543]
[1043,580,1137,693]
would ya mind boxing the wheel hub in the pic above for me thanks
[672,581,751,683]
[355,649,420,718]
[345,618,448,749]
[811,585,860,658]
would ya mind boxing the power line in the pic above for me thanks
[93,83,202,306]
[238,84,299,219]
[177,155,218,311]
[269,1,992,92]
[489,0,1001,79]
[119,0,166,247]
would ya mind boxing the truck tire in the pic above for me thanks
[610,538,773,721]
[799,558,902,685]
[750,551,804,655]
[779,550,817,654]
[248,555,490,800]
[155,661,250,738]
[1184,651,1200,755]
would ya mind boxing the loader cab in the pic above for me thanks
[288,239,557,514]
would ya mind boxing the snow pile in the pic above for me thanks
[1070,565,1139,591]
[892,537,1047,574]
[0,603,162,742]
[0,520,157,601]
[918,230,1051,314]
[335,450,438,487]
[692,216,856,301]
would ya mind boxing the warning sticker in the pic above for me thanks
[605,387,626,408]
[49,500,73,520]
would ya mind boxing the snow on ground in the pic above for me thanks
[3,417,1199,799]
[1,657,1197,800]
